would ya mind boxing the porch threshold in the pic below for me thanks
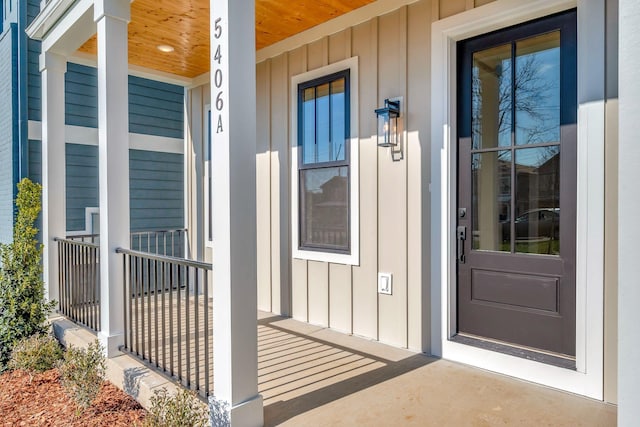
[50,316,181,411]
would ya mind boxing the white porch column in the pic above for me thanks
[40,52,66,305]
[210,0,263,426]
[94,0,130,357]
[618,0,640,424]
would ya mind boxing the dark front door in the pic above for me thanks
[456,11,577,357]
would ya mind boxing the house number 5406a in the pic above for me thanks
[213,17,224,134]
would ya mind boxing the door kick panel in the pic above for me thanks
[470,269,559,313]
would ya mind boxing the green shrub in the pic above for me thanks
[0,178,55,370]
[8,333,62,373]
[144,387,209,427]
[58,340,106,413]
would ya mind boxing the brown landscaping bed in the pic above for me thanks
[0,368,146,426]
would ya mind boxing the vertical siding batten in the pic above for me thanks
[407,0,432,352]
[329,28,354,334]
[351,17,379,341]
[257,59,273,312]
[439,0,466,19]
[272,52,292,317]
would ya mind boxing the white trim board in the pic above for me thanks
[430,0,604,400]
[28,121,183,154]
[256,0,420,63]
[290,57,360,266]
[66,207,99,237]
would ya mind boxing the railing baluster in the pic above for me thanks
[146,257,152,362]
[122,252,127,350]
[60,241,65,316]
[96,245,100,332]
[154,258,159,368]
[204,266,210,397]
[185,265,191,389]
[170,262,175,378]
[137,254,143,358]
[90,246,94,331]
[177,263,182,385]
[161,260,166,373]
[72,244,77,323]
[194,266,199,394]
[84,246,89,327]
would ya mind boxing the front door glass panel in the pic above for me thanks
[515,32,561,146]
[472,150,511,251]
[515,146,560,254]
[472,44,512,150]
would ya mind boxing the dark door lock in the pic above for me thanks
[459,208,467,218]
[457,225,466,263]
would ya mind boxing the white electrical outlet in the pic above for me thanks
[378,273,392,295]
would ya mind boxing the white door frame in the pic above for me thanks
[430,0,604,399]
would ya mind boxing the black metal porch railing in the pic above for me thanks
[116,248,213,398]
[54,237,101,332]
[68,228,188,258]
[130,228,187,258]
[68,234,99,244]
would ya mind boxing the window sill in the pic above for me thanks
[292,247,359,266]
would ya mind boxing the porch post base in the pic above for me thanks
[209,393,263,427]
[97,331,124,358]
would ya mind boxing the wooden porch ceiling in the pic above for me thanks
[77,0,374,79]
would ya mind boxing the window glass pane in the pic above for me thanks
[472,43,512,149]
[300,167,349,250]
[515,31,560,145]
[315,83,331,163]
[302,87,316,164]
[330,78,346,162]
[515,146,560,255]
[472,150,511,252]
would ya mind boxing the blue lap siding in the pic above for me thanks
[28,141,184,234]
[0,24,17,244]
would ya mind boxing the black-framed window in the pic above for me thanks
[298,70,350,253]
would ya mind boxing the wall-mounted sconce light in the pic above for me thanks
[375,99,400,147]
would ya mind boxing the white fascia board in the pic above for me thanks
[256,0,420,63]
[26,0,76,40]
[28,121,183,154]
[40,0,95,57]
[189,72,211,89]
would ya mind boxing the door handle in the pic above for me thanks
[457,225,466,264]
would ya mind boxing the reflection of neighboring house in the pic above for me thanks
[516,152,560,214]
[308,175,348,247]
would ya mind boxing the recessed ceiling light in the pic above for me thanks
[157,44,175,53]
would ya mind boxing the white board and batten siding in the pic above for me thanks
[255,1,437,351]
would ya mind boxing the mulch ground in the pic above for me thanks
[0,369,147,426]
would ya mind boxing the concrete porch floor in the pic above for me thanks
[257,312,615,426]
[54,310,616,426]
